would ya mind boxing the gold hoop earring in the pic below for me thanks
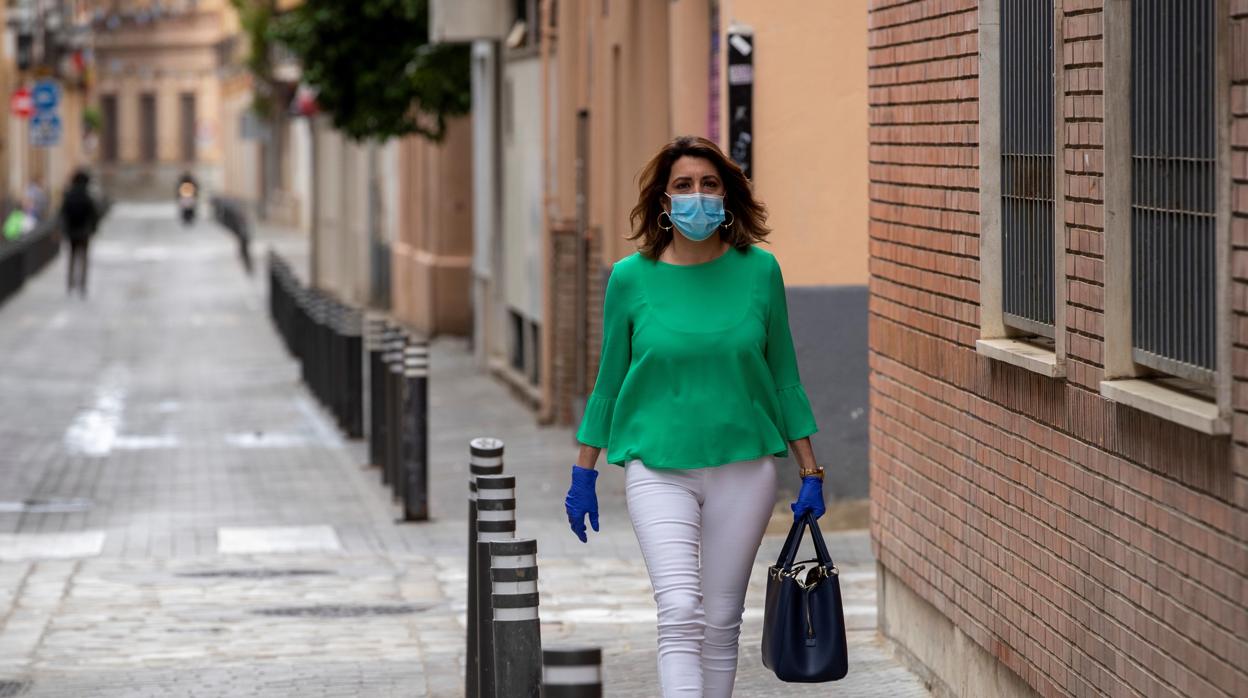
[723,211,735,228]
[658,211,674,231]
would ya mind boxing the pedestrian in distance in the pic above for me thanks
[564,136,827,697]
[60,170,99,298]
[24,177,47,224]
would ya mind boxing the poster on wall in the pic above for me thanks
[726,24,754,180]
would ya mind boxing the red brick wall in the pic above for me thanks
[549,224,603,425]
[869,2,1248,697]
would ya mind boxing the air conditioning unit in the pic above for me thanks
[430,0,509,43]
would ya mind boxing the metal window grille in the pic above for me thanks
[1130,0,1217,384]
[1000,0,1056,338]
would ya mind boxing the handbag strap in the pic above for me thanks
[775,515,808,569]
[775,513,840,571]
[803,512,836,568]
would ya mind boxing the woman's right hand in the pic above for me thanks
[564,465,600,543]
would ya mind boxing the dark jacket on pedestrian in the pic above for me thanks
[60,173,97,244]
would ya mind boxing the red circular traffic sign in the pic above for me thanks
[10,88,32,119]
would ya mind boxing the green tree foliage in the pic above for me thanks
[270,0,470,142]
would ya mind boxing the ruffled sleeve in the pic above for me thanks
[577,393,617,448]
[576,262,631,448]
[765,255,818,441]
[776,384,818,442]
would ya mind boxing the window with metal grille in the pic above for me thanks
[1130,1,1216,384]
[1000,0,1055,338]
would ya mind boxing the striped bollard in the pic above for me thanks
[467,438,505,698]
[475,474,516,698]
[490,538,542,697]
[542,646,603,697]
[400,341,429,521]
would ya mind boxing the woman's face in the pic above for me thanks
[664,156,723,209]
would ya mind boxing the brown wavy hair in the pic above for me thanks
[628,136,770,259]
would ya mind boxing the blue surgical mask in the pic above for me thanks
[666,193,725,241]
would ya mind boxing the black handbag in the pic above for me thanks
[760,512,849,682]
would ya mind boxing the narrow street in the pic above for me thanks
[0,205,929,697]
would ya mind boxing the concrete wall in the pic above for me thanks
[878,564,1040,698]
[788,286,869,499]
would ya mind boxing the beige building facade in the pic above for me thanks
[547,0,868,284]
[91,0,231,199]
[392,119,474,336]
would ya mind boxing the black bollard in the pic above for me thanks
[333,302,351,429]
[335,303,349,427]
[490,538,542,698]
[467,437,505,698]
[366,315,388,467]
[298,289,314,389]
[542,647,603,698]
[474,473,515,698]
[383,329,406,493]
[312,293,329,405]
[401,341,430,521]
[343,308,364,439]
[327,300,343,422]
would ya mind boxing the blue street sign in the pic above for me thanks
[31,81,59,113]
[30,112,61,147]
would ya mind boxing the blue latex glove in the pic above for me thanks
[564,465,600,543]
[791,476,826,521]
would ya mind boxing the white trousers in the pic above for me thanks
[626,457,777,698]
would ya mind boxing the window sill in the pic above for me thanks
[1100,379,1229,436]
[487,356,542,408]
[976,338,1064,378]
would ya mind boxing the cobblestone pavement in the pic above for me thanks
[0,204,931,697]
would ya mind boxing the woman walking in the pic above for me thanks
[564,136,826,696]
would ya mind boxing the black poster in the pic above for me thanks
[726,27,754,180]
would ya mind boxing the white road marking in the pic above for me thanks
[0,531,106,561]
[217,525,341,554]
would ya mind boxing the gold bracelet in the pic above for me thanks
[799,465,824,480]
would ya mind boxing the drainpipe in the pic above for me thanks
[308,115,319,287]
[538,0,556,424]
[573,109,589,421]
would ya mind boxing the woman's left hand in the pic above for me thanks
[790,476,825,521]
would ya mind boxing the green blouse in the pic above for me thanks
[576,244,818,469]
